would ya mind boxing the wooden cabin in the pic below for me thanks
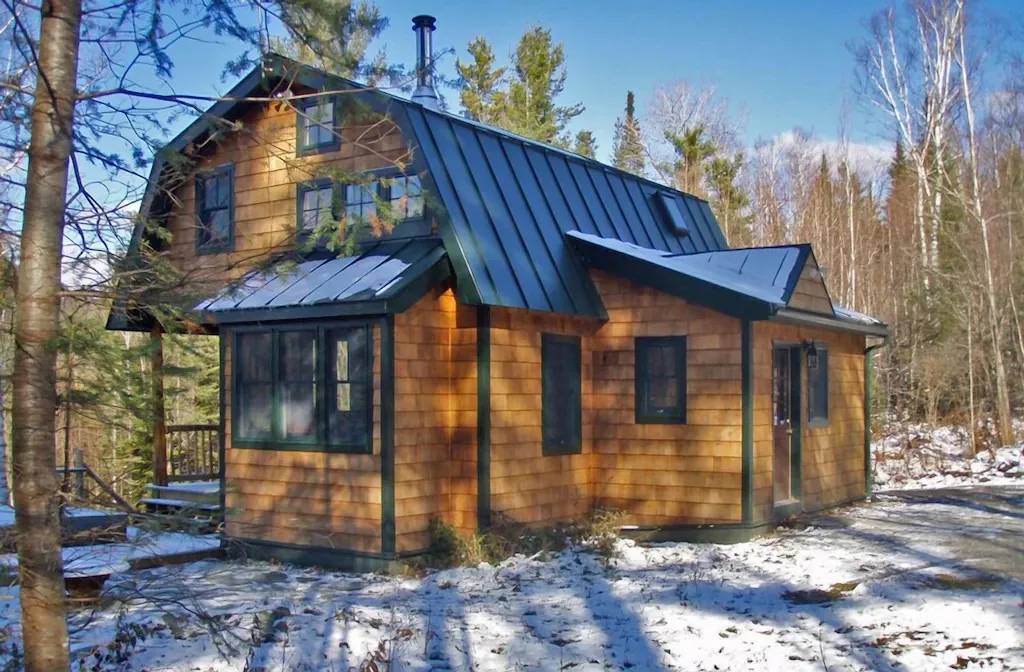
[109,18,888,570]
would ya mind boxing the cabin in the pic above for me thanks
[108,16,888,570]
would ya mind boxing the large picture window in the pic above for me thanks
[233,324,372,452]
[542,334,582,456]
[807,344,829,427]
[195,165,234,253]
[635,336,687,424]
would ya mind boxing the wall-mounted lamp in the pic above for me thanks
[804,340,819,369]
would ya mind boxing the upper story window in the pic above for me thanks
[195,164,234,253]
[385,175,424,219]
[345,183,378,223]
[296,96,340,156]
[298,179,335,236]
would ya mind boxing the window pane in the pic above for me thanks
[389,175,424,219]
[542,336,581,454]
[326,327,369,444]
[636,337,686,423]
[648,377,678,409]
[280,331,315,381]
[238,333,272,382]
[809,348,829,422]
[206,209,231,243]
[345,183,377,222]
[281,383,315,438]
[301,185,333,231]
[301,100,334,149]
[239,383,273,438]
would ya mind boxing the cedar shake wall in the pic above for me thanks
[488,308,596,526]
[752,323,866,523]
[163,100,412,290]
[449,304,478,535]
[590,270,744,526]
[223,326,383,553]
[787,262,834,315]
[393,285,457,553]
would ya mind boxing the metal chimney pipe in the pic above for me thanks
[411,15,438,109]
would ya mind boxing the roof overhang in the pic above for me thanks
[772,307,889,338]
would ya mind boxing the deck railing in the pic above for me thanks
[166,424,219,482]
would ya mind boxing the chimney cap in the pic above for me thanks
[412,15,436,30]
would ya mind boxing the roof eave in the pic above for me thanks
[772,307,890,338]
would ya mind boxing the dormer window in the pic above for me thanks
[296,96,340,156]
[195,164,234,253]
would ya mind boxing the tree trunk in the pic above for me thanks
[151,324,167,487]
[12,0,82,669]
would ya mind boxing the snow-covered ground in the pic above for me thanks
[1,489,1020,671]
[873,424,1023,490]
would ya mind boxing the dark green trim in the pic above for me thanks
[741,319,754,525]
[788,345,803,503]
[218,335,227,520]
[226,537,428,572]
[864,341,886,496]
[634,336,687,424]
[476,306,491,530]
[195,163,235,255]
[807,344,830,427]
[380,314,396,555]
[541,333,583,456]
[773,308,889,338]
[623,521,774,545]
[295,94,342,156]
[231,322,374,454]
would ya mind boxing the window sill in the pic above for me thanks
[635,413,687,425]
[542,445,583,457]
[232,439,372,454]
[196,242,234,256]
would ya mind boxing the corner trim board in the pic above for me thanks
[741,319,754,525]
[381,314,396,554]
[477,305,491,530]
[218,334,227,523]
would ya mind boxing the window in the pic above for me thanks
[635,336,687,423]
[233,324,372,452]
[807,344,829,426]
[195,165,234,252]
[384,175,424,220]
[297,179,336,237]
[297,97,339,155]
[542,334,582,456]
[345,183,377,223]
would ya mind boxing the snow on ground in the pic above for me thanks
[1,490,1020,671]
[873,423,1023,490]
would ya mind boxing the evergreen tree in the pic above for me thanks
[664,125,717,196]
[455,37,507,125]
[269,0,386,77]
[573,130,597,158]
[612,91,644,174]
[706,151,751,245]
[506,27,583,143]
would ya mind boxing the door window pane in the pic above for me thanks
[326,327,369,445]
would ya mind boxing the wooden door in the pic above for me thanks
[772,347,793,504]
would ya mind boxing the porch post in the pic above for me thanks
[151,323,168,487]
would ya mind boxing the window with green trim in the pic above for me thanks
[296,97,339,155]
[195,164,234,253]
[807,344,829,426]
[297,179,336,237]
[233,324,372,452]
[344,183,377,223]
[635,336,687,423]
[384,175,424,219]
[542,334,582,456]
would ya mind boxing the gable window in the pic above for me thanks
[542,334,582,456]
[635,336,687,423]
[233,323,372,453]
[195,165,234,253]
[807,344,829,427]
[296,97,339,155]
[384,175,424,219]
[297,179,336,236]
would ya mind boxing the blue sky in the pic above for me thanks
[146,0,1024,163]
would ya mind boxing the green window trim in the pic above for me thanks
[635,336,687,424]
[231,322,374,454]
[296,178,340,244]
[195,164,234,254]
[295,95,341,156]
[541,333,583,456]
[807,343,829,428]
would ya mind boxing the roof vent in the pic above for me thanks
[411,15,438,109]
[655,192,690,237]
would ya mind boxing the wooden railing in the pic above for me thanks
[165,424,219,482]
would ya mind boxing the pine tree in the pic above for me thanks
[455,37,507,125]
[612,91,644,174]
[664,125,717,196]
[573,130,597,158]
[706,151,751,245]
[505,27,584,144]
[268,0,386,77]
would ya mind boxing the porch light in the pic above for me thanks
[804,340,819,369]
